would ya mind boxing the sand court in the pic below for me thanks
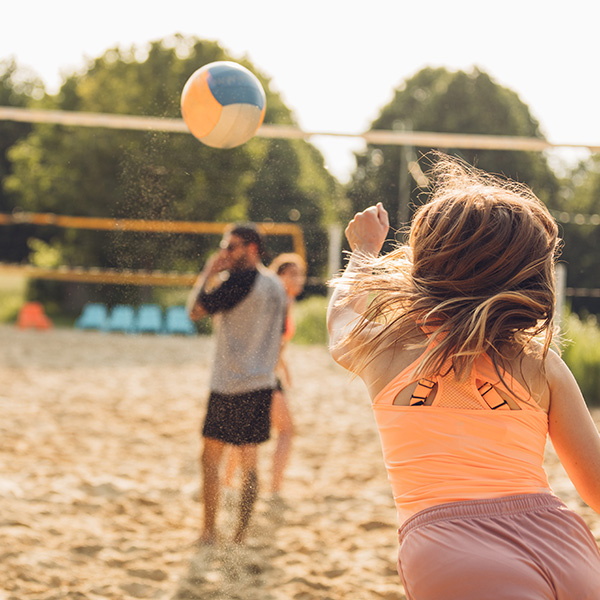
[1,325,598,599]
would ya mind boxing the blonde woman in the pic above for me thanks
[327,155,600,599]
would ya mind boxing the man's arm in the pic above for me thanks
[186,252,229,321]
[186,277,209,321]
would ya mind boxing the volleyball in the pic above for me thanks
[180,61,266,149]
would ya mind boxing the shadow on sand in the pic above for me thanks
[172,494,289,600]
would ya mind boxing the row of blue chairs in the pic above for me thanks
[75,303,196,335]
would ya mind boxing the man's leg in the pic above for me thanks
[223,445,241,489]
[200,437,226,543]
[233,443,259,544]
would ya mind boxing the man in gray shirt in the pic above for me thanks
[187,224,287,544]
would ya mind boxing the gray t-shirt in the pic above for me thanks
[205,265,287,395]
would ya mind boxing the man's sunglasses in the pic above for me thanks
[220,240,249,252]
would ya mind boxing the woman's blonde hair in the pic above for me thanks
[335,153,561,380]
[269,252,306,276]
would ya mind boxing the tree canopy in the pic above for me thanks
[346,67,560,230]
[0,59,44,262]
[557,155,600,314]
[344,65,599,315]
[3,36,341,306]
[1,54,598,315]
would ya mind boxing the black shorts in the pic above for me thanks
[202,388,273,445]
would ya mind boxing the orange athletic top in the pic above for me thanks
[283,307,296,342]
[372,350,552,524]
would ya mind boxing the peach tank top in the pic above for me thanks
[372,351,552,524]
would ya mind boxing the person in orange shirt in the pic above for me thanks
[267,253,307,496]
[327,153,600,599]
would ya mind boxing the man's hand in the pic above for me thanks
[204,250,230,278]
[187,251,229,321]
[345,202,389,255]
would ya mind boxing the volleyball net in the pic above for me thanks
[0,211,305,286]
[0,106,598,290]
[1,106,600,152]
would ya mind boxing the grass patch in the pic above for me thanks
[561,313,600,406]
[293,295,329,345]
[0,273,28,323]
[152,286,192,309]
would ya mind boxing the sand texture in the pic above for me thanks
[1,325,598,600]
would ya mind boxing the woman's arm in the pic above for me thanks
[547,349,600,512]
[327,203,389,371]
[276,342,292,388]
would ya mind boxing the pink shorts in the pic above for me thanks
[398,493,600,600]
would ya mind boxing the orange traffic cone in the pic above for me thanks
[16,302,53,330]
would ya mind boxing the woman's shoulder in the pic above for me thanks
[500,342,553,411]
[543,347,574,390]
[360,327,429,399]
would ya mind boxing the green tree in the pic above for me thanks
[5,36,340,307]
[247,138,339,272]
[558,155,600,315]
[0,59,44,261]
[347,67,559,230]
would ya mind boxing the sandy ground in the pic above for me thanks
[1,325,599,600]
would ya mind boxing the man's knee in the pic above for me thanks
[238,444,259,470]
[201,438,224,472]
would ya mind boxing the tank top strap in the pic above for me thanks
[374,345,541,411]
[474,353,541,411]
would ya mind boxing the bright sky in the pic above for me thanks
[3,0,600,181]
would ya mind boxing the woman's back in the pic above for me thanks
[360,325,550,408]
[370,339,552,522]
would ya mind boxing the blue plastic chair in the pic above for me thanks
[75,303,108,331]
[164,305,196,336]
[104,304,136,333]
[135,304,164,334]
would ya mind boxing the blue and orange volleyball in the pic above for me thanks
[181,61,266,149]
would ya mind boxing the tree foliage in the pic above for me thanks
[4,36,341,306]
[347,67,560,230]
[558,155,600,314]
[0,59,44,261]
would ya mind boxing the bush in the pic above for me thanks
[0,273,27,323]
[561,313,600,406]
[293,294,329,345]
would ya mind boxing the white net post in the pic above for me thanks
[327,223,343,295]
[555,263,567,332]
